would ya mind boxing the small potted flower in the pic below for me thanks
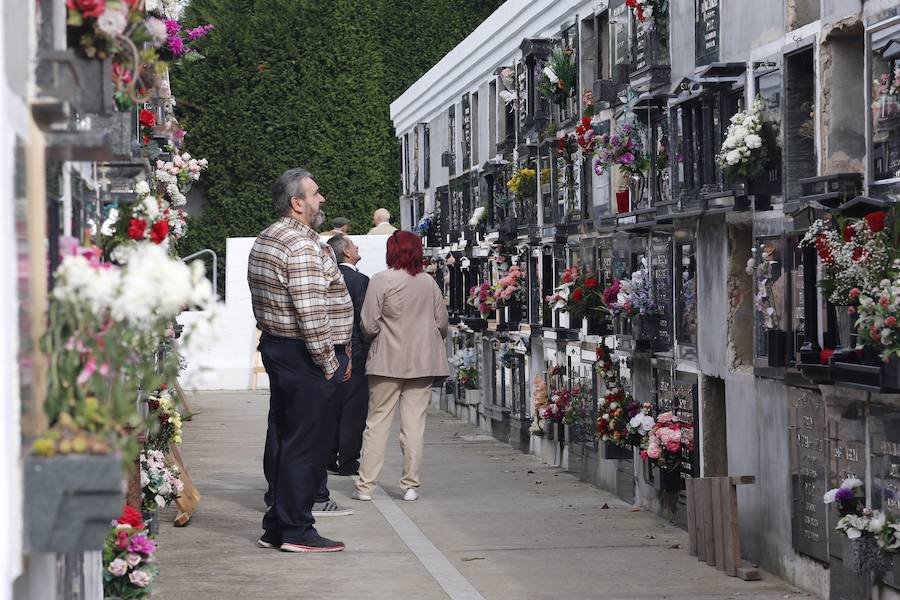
[546,266,610,335]
[493,264,527,327]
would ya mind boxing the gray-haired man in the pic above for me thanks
[248,168,353,552]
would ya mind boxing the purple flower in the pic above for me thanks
[164,19,181,36]
[128,533,157,555]
[835,487,855,503]
[168,35,187,57]
[600,134,610,145]
[610,135,621,147]
[619,152,635,164]
[186,24,215,41]
[621,123,634,134]
[583,129,595,142]
[593,157,604,176]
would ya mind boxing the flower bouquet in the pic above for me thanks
[530,375,549,436]
[140,449,183,511]
[102,506,159,599]
[457,366,479,390]
[469,205,487,229]
[854,265,900,363]
[746,244,781,330]
[594,343,645,448]
[824,479,896,574]
[555,132,579,166]
[538,386,589,429]
[36,243,219,461]
[575,117,597,153]
[545,266,609,323]
[606,260,660,320]
[626,0,667,31]
[640,412,694,473]
[716,96,773,181]
[592,122,650,177]
[146,387,182,453]
[507,167,536,200]
[537,47,576,108]
[494,264,526,307]
[799,210,894,306]
[467,283,498,319]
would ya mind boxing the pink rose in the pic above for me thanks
[886,317,897,327]
[849,288,861,300]
[107,558,128,577]
[129,569,152,588]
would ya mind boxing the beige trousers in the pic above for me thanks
[356,375,433,495]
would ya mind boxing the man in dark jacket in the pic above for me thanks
[325,234,370,476]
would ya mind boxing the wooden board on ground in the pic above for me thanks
[174,380,196,419]
[168,444,201,526]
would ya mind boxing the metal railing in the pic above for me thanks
[181,248,218,296]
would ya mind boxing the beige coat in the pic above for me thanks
[362,269,449,378]
[366,222,397,235]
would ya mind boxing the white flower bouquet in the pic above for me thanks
[716,96,771,180]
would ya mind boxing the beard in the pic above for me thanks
[313,208,326,229]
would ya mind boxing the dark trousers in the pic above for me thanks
[259,333,347,543]
[328,355,370,474]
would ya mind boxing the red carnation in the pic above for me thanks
[150,220,170,244]
[66,0,105,18]
[852,247,864,261]
[815,236,833,263]
[572,289,584,303]
[865,211,887,233]
[127,218,147,241]
[584,277,598,289]
[139,109,156,128]
[117,505,145,529]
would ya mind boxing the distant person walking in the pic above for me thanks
[352,231,449,503]
[325,234,370,476]
[321,216,351,239]
[248,167,354,553]
[367,208,397,235]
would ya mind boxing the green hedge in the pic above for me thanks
[172,0,504,294]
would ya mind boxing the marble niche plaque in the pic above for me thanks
[788,388,829,563]
[870,403,900,590]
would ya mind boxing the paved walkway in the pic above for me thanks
[155,391,816,600]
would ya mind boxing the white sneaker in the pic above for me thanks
[403,488,419,502]
[351,490,372,501]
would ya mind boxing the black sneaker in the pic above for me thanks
[257,533,281,549]
[280,535,345,553]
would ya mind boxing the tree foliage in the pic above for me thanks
[172,0,504,293]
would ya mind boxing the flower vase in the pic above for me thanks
[843,535,894,575]
[834,305,855,352]
[615,190,630,214]
[766,329,787,368]
[142,509,160,537]
[628,173,646,210]
[658,467,682,492]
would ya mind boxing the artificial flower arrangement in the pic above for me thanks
[499,343,521,369]
[746,243,781,330]
[626,0,667,31]
[538,385,590,427]
[799,210,894,306]
[605,259,661,319]
[555,132,579,166]
[140,449,183,511]
[102,506,159,599]
[498,66,522,111]
[494,264,527,306]
[592,122,650,177]
[145,386,183,452]
[854,260,900,362]
[414,208,440,239]
[716,96,773,181]
[469,205,488,229]
[545,266,609,322]
[575,117,597,154]
[35,243,219,462]
[66,0,214,107]
[640,411,694,471]
[507,167,536,200]
[594,343,647,447]
[457,366,479,390]
[467,283,498,319]
[537,47,577,108]
[530,375,549,436]
[822,478,900,570]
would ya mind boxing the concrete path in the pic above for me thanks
[154,391,816,600]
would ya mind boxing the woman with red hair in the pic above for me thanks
[353,231,449,502]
